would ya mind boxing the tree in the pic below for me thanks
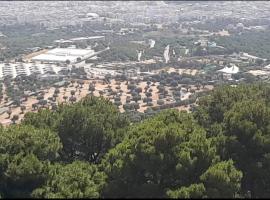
[20,105,26,114]
[36,95,44,101]
[32,103,38,111]
[65,59,71,65]
[114,96,121,102]
[171,80,178,87]
[0,125,61,159]
[133,102,140,111]
[114,101,122,108]
[32,161,106,198]
[99,91,104,97]
[101,110,224,198]
[200,160,242,198]
[173,91,181,97]
[63,96,68,102]
[76,57,82,63]
[71,80,75,87]
[158,86,165,93]
[7,108,12,119]
[0,125,62,198]
[127,84,136,91]
[131,91,138,97]
[186,85,191,92]
[54,88,60,95]
[51,103,58,111]
[69,96,77,104]
[190,89,196,94]
[167,184,206,198]
[146,92,152,98]
[223,100,270,197]
[123,103,132,112]
[255,58,263,66]
[13,98,21,107]
[195,83,201,90]
[157,99,165,106]
[78,80,84,88]
[48,97,53,102]
[57,96,129,163]
[11,114,19,124]
[70,90,75,97]
[88,84,95,95]
[194,83,270,198]
[1,153,47,198]
[39,100,47,108]
[133,95,141,103]
[135,87,142,94]
[53,94,58,99]
[23,109,60,130]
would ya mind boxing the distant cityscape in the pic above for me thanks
[1,1,270,28]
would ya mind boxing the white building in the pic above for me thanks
[0,63,67,79]
[31,48,96,64]
[218,64,239,80]
[240,52,267,62]
[86,12,99,19]
[218,65,239,74]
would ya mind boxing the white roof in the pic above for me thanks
[32,54,78,62]
[48,48,94,56]
[219,65,239,74]
[32,48,95,63]
[86,13,99,18]
[264,64,270,69]
[70,36,105,41]
[242,52,267,61]
[248,70,270,76]
[242,52,259,59]
[54,39,73,43]
[140,72,155,75]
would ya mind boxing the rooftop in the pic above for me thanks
[31,48,95,63]
[218,65,239,74]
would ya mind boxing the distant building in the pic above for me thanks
[218,64,239,74]
[240,52,267,63]
[0,62,67,79]
[86,13,99,19]
[31,48,96,64]
[53,80,67,87]
[264,64,270,70]
[208,42,217,47]
[70,36,105,42]
[218,64,239,80]
[195,39,208,47]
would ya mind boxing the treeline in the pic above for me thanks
[0,22,111,60]
[0,84,270,198]
[190,17,239,32]
[213,30,270,59]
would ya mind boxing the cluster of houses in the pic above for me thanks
[0,62,67,79]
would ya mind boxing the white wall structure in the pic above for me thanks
[149,39,155,48]
[70,36,105,41]
[163,45,170,63]
[137,50,143,62]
